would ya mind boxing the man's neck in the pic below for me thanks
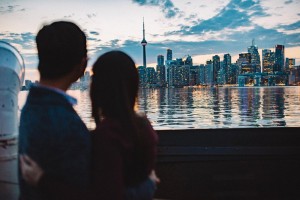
[39,79,71,92]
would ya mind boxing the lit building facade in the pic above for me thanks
[237,53,252,74]
[156,55,166,87]
[146,67,156,84]
[262,49,275,74]
[274,44,285,73]
[167,49,172,61]
[212,55,220,85]
[247,40,261,73]
[137,66,146,87]
[223,53,231,84]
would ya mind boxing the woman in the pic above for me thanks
[20,51,159,200]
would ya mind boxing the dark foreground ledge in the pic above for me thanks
[155,128,300,200]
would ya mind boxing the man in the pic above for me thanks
[18,21,90,199]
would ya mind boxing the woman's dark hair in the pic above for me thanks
[90,50,139,133]
[36,21,87,80]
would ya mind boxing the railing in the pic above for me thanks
[155,128,300,200]
[1,128,300,200]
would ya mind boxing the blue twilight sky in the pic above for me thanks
[1,0,300,80]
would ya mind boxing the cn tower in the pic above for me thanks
[141,18,147,68]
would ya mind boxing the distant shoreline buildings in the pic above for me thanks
[138,34,299,88]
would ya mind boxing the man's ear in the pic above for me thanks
[80,56,88,74]
[72,56,88,82]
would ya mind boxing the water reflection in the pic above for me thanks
[18,87,300,130]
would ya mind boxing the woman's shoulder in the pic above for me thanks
[92,119,132,149]
[91,119,123,140]
[135,112,151,127]
[135,112,157,139]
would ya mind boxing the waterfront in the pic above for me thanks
[19,86,300,130]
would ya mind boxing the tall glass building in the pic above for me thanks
[274,44,285,73]
[247,40,261,73]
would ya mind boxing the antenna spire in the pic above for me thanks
[143,17,145,40]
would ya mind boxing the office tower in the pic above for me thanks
[212,55,220,85]
[205,60,213,86]
[223,54,231,84]
[199,64,206,85]
[262,49,275,73]
[247,39,261,73]
[156,55,166,87]
[274,44,285,72]
[157,55,164,66]
[173,58,186,87]
[176,58,184,66]
[168,58,185,87]
[230,63,239,84]
[146,67,156,84]
[286,58,295,69]
[183,56,192,85]
[218,61,225,85]
[137,66,146,87]
[189,65,199,85]
[168,62,176,87]
[237,53,252,74]
[184,55,193,66]
[165,49,173,86]
[167,49,172,61]
[141,18,147,68]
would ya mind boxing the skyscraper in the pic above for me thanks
[167,49,172,61]
[165,49,174,86]
[205,60,213,85]
[157,55,166,87]
[184,55,193,66]
[146,67,156,84]
[141,18,147,68]
[237,53,252,74]
[286,58,295,69]
[262,49,275,74]
[137,66,146,87]
[274,44,285,72]
[157,55,164,66]
[212,55,220,85]
[247,39,261,73]
[223,54,232,84]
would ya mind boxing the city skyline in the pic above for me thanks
[1,0,300,81]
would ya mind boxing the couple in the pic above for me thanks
[18,21,159,200]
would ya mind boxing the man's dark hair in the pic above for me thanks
[36,21,87,80]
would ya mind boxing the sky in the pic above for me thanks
[1,0,300,81]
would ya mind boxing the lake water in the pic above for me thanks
[19,86,300,130]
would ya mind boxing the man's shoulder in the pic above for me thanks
[20,99,87,140]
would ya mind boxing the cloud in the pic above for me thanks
[0,32,37,68]
[87,13,96,19]
[87,37,98,41]
[0,32,35,50]
[93,25,299,66]
[132,0,180,18]
[89,31,99,36]
[164,0,269,37]
[64,13,74,18]
[0,4,25,14]
[279,20,300,31]
[284,0,293,4]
